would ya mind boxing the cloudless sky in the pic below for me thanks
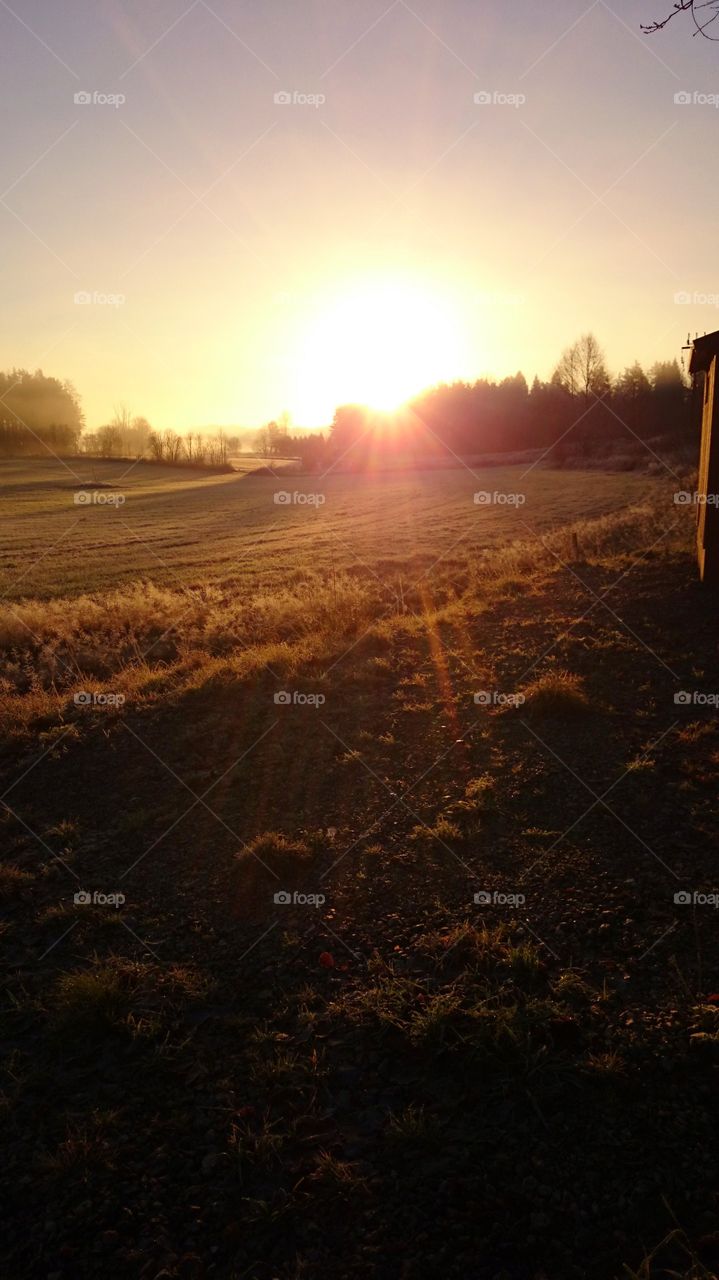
[1,0,717,430]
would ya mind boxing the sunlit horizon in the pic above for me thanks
[2,1,717,431]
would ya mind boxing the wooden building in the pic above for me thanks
[689,329,719,584]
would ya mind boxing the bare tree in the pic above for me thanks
[575,333,610,403]
[148,431,164,461]
[128,416,152,457]
[552,344,582,399]
[97,424,122,456]
[255,426,271,457]
[162,429,183,463]
[552,333,610,404]
[111,403,134,436]
[206,429,229,466]
[185,431,204,463]
[101,405,152,457]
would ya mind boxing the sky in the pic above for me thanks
[1,0,718,432]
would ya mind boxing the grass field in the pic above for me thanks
[2,456,718,1280]
[0,456,659,600]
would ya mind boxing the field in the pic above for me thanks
[2,457,719,1280]
[0,456,657,599]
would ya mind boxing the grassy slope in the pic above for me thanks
[1,478,718,1279]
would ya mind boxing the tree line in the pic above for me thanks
[0,373,236,467]
[85,406,233,467]
[318,334,692,471]
[254,414,326,470]
[0,335,694,470]
[0,369,83,456]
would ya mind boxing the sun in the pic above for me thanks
[293,276,468,420]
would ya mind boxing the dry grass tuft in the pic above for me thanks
[235,832,316,889]
[0,863,34,899]
[522,670,591,719]
[52,967,128,1035]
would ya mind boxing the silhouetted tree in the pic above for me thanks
[617,361,651,401]
[97,424,122,457]
[615,361,652,436]
[0,368,83,456]
[255,420,291,458]
[206,429,229,465]
[88,408,152,458]
[553,333,610,404]
[184,431,206,464]
[649,359,690,436]
[290,431,326,471]
[329,405,372,466]
[163,429,183,463]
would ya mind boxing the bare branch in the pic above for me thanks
[643,0,719,38]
